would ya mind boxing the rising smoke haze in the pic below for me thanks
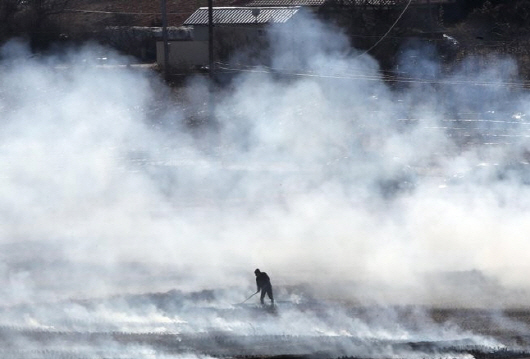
[1,11,530,358]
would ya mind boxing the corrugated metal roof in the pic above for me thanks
[243,0,324,6]
[183,6,300,25]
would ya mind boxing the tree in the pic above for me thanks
[0,0,71,48]
[0,0,23,43]
[468,0,530,38]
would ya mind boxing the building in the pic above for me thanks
[157,6,300,70]
[156,0,459,71]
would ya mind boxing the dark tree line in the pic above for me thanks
[316,0,530,74]
[0,0,71,49]
[2,0,530,72]
[468,0,530,37]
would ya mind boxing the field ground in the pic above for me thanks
[2,289,530,359]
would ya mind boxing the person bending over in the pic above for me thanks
[254,268,274,305]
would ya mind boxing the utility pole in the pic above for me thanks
[207,0,215,124]
[161,0,170,81]
[208,0,214,80]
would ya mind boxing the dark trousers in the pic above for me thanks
[260,284,274,304]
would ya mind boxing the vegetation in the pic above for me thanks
[0,0,71,49]
[1,0,530,78]
[448,1,530,78]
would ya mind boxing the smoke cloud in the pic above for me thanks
[0,11,530,358]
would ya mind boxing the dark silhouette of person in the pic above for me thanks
[255,268,274,305]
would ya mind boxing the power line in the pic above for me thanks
[214,61,530,88]
[355,0,413,57]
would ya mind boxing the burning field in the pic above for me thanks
[2,11,530,359]
[1,288,530,358]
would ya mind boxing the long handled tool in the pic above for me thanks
[240,291,259,304]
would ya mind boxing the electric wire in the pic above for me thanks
[355,0,413,56]
[62,4,530,88]
[209,0,526,88]
[214,61,530,88]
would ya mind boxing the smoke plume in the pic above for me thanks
[0,12,530,358]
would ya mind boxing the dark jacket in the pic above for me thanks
[256,272,271,291]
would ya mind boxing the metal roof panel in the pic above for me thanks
[243,0,324,6]
[183,6,300,25]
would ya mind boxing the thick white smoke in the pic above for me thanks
[0,10,530,358]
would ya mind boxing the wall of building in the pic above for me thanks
[157,22,278,70]
[156,40,209,69]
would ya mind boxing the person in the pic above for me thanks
[254,268,274,305]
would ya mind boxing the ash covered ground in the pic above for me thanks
[1,285,530,359]
[2,11,530,359]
